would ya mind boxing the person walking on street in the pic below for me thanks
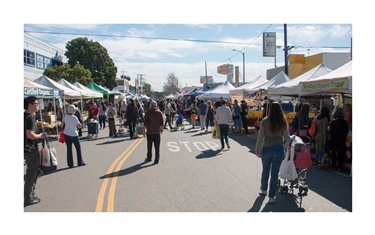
[89,102,100,121]
[61,105,86,168]
[126,98,140,139]
[24,96,45,206]
[170,99,177,125]
[107,102,117,138]
[163,98,173,130]
[215,100,232,150]
[119,100,127,126]
[240,100,248,134]
[232,99,243,134]
[98,101,107,130]
[255,102,291,204]
[205,100,214,132]
[198,99,207,130]
[329,109,349,171]
[143,100,164,164]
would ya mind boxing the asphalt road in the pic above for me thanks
[23,117,352,213]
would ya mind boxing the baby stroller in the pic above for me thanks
[278,135,312,197]
[175,113,184,130]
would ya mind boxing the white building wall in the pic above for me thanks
[24,33,67,80]
[322,53,351,70]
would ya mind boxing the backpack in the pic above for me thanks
[308,120,317,138]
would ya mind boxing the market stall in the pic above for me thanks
[24,77,59,136]
[298,60,352,174]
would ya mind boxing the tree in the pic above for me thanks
[43,64,93,85]
[121,74,131,81]
[64,37,118,89]
[163,72,180,95]
[143,83,152,97]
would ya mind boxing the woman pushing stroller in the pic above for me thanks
[255,102,291,204]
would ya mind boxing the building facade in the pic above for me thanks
[24,33,67,80]
[267,52,351,80]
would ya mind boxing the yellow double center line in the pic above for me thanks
[95,137,144,212]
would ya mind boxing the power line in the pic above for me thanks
[24,30,252,45]
[24,30,350,50]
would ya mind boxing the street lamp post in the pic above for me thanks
[232,49,245,84]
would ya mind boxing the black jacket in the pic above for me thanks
[329,118,349,144]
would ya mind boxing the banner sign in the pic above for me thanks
[263,32,276,57]
[230,94,243,102]
[300,77,349,92]
[244,89,261,99]
[217,64,232,75]
[200,76,213,83]
[289,54,305,64]
[24,87,54,97]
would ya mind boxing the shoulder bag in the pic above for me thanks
[39,133,58,175]
[279,149,298,180]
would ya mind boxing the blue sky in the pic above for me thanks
[23,23,352,91]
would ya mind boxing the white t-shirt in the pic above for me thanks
[62,114,80,137]
[216,105,232,125]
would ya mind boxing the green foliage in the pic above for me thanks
[143,83,152,97]
[121,74,131,81]
[162,72,180,96]
[43,64,93,85]
[64,37,118,89]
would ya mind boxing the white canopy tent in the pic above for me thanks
[229,75,268,95]
[57,78,95,99]
[34,75,82,98]
[73,82,103,98]
[165,94,176,99]
[245,71,291,94]
[202,80,235,99]
[298,60,352,97]
[268,64,333,97]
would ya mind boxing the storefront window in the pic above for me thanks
[36,53,51,69]
[24,49,35,67]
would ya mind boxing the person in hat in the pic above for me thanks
[143,100,164,164]
[61,104,86,168]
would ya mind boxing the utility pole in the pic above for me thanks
[284,24,288,75]
[205,61,208,85]
[137,74,145,94]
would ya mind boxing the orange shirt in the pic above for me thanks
[190,113,197,120]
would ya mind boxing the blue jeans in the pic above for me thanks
[219,124,229,148]
[206,115,214,129]
[129,122,136,138]
[99,115,106,129]
[260,145,284,198]
[64,134,84,167]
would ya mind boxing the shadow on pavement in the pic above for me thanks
[99,162,154,179]
[302,166,352,211]
[248,194,306,212]
[195,149,223,159]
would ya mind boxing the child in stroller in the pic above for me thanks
[278,135,312,197]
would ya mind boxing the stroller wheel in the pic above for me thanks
[303,185,309,195]
[282,186,288,194]
[298,185,304,194]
